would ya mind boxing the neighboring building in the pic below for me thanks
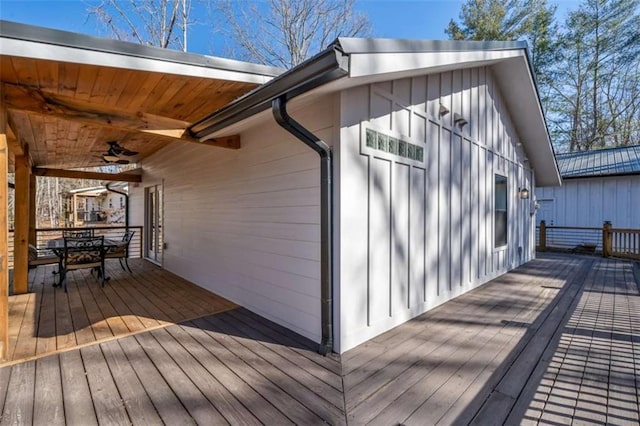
[64,183,128,227]
[130,39,559,352]
[535,145,640,229]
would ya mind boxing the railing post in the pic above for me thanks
[539,220,546,252]
[602,221,612,257]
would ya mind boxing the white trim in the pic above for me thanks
[0,38,273,85]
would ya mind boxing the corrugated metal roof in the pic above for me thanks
[557,145,640,178]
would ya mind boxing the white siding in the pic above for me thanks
[535,176,640,228]
[337,67,535,352]
[130,96,336,343]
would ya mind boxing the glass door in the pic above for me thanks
[144,185,163,264]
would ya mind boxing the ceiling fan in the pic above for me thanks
[102,141,139,164]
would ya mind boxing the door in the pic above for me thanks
[144,185,163,264]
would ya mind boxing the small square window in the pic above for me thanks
[415,146,424,162]
[388,138,398,155]
[366,129,376,148]
[407,144,415,160]
[377,134,388,152]
[398,141,407,157]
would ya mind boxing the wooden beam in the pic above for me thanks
[13,145,30,294]
[33,168,142,183]
[0,126,9,360]
[5,115,24,157]
[29,174,36,246]
[3,83,241,149]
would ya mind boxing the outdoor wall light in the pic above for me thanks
[519,187,530,199]
[439,104,450,116]
[454,113,468,128]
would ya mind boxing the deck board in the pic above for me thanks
[59,350,98,426]
[0,253,638,425]
[3,259,237,365]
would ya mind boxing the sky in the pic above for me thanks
[1,0,581,58]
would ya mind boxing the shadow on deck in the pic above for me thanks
[0,253,638,424]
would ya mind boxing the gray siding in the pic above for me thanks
[535,176,640,228]
[337,67,535,352]
[130,96,336,343]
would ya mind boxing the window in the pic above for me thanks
[495,174,508,247]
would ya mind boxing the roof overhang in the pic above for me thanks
[190,37,561,186]
[0,20,282,171]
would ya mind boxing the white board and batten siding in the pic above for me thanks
[130,96,338,343]
[535,176,640,228]
[337,67,535,352]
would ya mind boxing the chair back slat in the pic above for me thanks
[62,229,95,238]
[64,236,104,266]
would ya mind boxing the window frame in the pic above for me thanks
[494,173,508,249]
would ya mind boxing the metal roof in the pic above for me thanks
[557,145,640,178]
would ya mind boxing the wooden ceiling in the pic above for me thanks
[1,54,261,170]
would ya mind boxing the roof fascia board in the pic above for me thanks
[0,20,281,83]
[337,37,528,54]
[492,58,561,186]
[347,49,523,77]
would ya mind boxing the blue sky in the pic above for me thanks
[1,0,580,57]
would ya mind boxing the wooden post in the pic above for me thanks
[13,144,30,294]
[602,221,612,258]
[29,173,36,246]
[539,220,546,252]
[0,133,9,360]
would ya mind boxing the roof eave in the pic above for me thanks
[189,44,349,139]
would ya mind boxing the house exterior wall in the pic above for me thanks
[535,175,640,228]
[337,66,536,352]
[130,95,337,343]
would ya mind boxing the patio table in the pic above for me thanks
[46,237,126,286]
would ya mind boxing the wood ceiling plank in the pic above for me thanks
[58,62,80,97]
[180,80,246,122]
[118,72,165,111]
[103,69,134,107]
[9,57,39,88]
[74,64,99,101]
[35,59,59,93]
[0,55,19,85]
[161,77,215,121]
[89,66,118,105]
[137,74,185,115]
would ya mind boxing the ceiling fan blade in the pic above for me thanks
[115,159,130,164]
[121,149,139,156]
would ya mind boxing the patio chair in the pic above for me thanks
[105,230,135,273]
[28,244,59,269]
[60,236,106,293]
[62,229,95,238]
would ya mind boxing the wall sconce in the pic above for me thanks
[519,187,530,199]
[454,113,468,128]
[439,104,450,117]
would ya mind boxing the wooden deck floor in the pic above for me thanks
[0,253,638,425]
[4,260,237,365]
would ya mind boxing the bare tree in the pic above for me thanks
[88,0,194,51]
[216,0,370,68]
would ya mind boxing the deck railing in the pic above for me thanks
[537,221,640,260]
[605,225,640,260]
[7,226,143,270]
